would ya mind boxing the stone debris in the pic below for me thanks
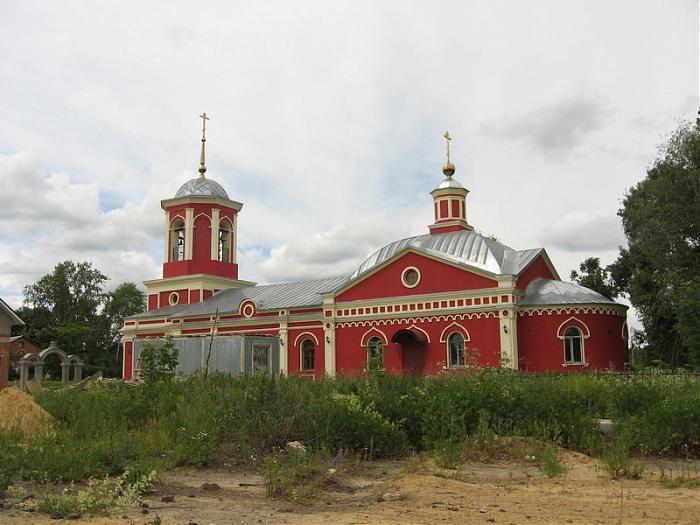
[201,482,221,491]
[285,441,307,455]
[378,491,406,502]
[448,504,461,511]
[161,495,175,502]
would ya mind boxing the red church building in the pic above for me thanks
[122,122,628,380]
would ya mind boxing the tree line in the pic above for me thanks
[15,261,145,377]
[571,120,699,368]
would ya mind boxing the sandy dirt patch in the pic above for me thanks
[0,452,698,524]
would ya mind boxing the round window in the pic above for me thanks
[401,267,421,288]
[241,302,255,318]
[168,292,179,305]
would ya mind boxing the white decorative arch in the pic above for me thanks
[193,212,212,223]
[439,321,471,343]
[621,320,629,341]
[360,327,389,347]
[405,323,431,343]
[556,316,591,339]
[169,215,186,227]
[219,217,234,228]
[293,331,320,347]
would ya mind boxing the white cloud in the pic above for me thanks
[0,0,696,307]
[482,91,610,158]
[256,217,408,283]
[540,209,626,253]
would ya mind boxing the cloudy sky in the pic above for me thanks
[0,1,697,326]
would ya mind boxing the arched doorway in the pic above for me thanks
[392,329,427,376]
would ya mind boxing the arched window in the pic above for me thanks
[218,219,233,262]
[563,327,583,364]
[448,332,466,367]
[301,339,315,371]
[170,218,186,262]
[367,336,384,369]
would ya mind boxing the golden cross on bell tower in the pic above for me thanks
[443,130,452,163]
[442,130,455,178]
[198,112,210,178]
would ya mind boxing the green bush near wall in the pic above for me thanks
[1,371,698,483]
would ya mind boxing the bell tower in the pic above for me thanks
[143,113,254,311]
[428,131,473,235]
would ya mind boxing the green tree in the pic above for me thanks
[19,261,146,377]
[138,337,178,382]
[103,282,146,354]
[570,257,619,300]
[24,261,108,326]
[610,121,700,368]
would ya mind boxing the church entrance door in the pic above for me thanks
[392,330,426,376]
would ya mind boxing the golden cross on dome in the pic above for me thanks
[443,130,452,163]
[198,112,210,177]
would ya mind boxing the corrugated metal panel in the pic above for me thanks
[349,230,540,279]
[133,336,245,376]
[519,278,619,306]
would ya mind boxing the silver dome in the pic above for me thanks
[435,177,465,190]
[350,229,543,279]
[175,177,229,199]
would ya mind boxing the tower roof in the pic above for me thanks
[174,177,229,199]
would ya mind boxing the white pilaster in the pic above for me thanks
[210,208,220,260]
[185,208,194,260]
[279,318,288,375]
[498,309,519,370]
[232,214,238,264]
[163,211,170,262]
[324,321,336,377]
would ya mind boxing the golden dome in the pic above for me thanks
[442,162,456,177]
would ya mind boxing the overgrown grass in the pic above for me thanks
[0,370,698,490]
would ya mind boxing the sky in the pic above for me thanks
[0,1,697,331]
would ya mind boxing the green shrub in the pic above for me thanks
[541,445,567,478]
[262,448,332,504]
[139,337,178,383]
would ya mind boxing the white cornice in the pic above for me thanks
[161,195,243,211]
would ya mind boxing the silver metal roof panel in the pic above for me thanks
[175,177,229,199]
[350,230,542,279]
[127,276,348,320]
[519,278,618,306]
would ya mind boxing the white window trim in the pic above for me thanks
[299,338,315,372]
[401,266,421,289]
[168,292,179,305]
[562,327,587,366]
[446,331,467,368]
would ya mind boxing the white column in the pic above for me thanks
[498,308,519,370]
[185,208,194,260]
[163,211,170,262]
[324,322,336,378]
[279,319,288,375]
[232,214,238,264]
[210,208,220,260]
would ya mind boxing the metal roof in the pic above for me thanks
[0,297,24,326]
[129,276,349,320]
[350,230,543,279]
[175,177,229,199]
[519,278,619,306]
[434,176,465,190]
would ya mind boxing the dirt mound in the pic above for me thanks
[0,387,53,434]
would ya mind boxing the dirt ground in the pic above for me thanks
[1,451,698,525]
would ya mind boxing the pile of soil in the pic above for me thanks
[0,387,53,434]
